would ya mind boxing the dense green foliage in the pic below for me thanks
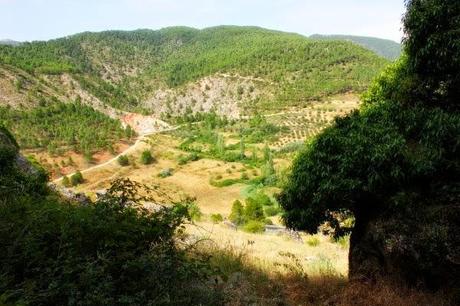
[228,191,277,231]
[0,102,132,155]
[0,26,387,111]
[0,130,220,304]
[280,92,459,233]
[403,0,460,109]
[280,0,460,239]
[310,34,402,60]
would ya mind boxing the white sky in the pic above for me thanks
[0,0,405,42]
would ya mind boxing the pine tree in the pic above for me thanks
[229,200,245,225]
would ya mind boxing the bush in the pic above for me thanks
[243,220,265,233]
[306,236,320,247]
[0,178,220,305]
[62,175,71,187]
[210,213,223,224]
[70,170,84,186]
[178,152,200,165]
[117,155,129,166]
[250,191,273,206]
[158,168,173,178]
[334,234,350,249]
[140,150,154,165]
[187,201,202,222]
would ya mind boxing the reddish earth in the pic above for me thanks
[23,140,133,180]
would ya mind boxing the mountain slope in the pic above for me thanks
[310,34,402,60]
[0,27,388,111]
[0,26,388,154]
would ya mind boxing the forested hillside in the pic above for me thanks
[310,34,402,60]
[0,26,387,113]
[0,102,133,157]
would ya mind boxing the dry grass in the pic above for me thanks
[186,227,452,306]
[70,134,252,214]
[186,221,348,277]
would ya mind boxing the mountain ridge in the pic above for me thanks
[310,34,402,60]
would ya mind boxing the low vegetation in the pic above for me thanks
[140,149,154,165]
[117,155,129,166]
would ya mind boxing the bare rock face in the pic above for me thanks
[349,203,460,291]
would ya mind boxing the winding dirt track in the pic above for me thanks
[52,126,179,184]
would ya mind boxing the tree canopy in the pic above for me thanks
[279,0,460,236]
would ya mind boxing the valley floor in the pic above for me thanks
[29,94,453,305]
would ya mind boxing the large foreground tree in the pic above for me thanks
[279,0,460,290]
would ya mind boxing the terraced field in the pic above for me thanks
[268,94,360,150]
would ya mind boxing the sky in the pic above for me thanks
[0,0,406,42]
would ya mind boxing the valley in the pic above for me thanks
[2,6,457,302]
[0,27,380,287]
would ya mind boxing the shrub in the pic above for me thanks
[117,155,129,166]
[243,220,265,233]
[306,236,320,247]
[187,201,202,222]
[210,213,224,224]
[70,170,84,186]
[250,192,273,206]
[334,234,350,249]
[140,150,154,165]
[178,152,200,165]
[62,175,71,187]
[158,168,173,178]
[0,177,220,305]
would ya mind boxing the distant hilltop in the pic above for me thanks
[0,39,22,46]
[310,34,402,60]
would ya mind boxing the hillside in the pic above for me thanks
[0,26,387,114]
[0,26,387,168]
[310,34,402,60]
